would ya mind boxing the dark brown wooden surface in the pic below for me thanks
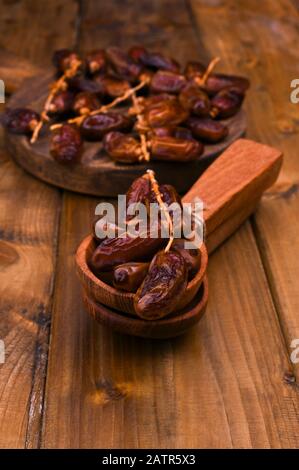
[0,0,298,449]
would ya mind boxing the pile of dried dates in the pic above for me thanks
[89,171,202,320]
[1,46,249,165]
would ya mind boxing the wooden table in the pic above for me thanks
[0,0,298,449]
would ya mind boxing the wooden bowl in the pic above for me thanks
[76,139,283,338]
[83,276,208,339]
[76,234,208,316]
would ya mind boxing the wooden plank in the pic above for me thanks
[0,0,78,448]
[189,0,299,378]
[42,0,299,448]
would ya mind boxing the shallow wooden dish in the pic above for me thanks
[76,138,283,337]
[4,71,247,197]
[76,235,208,315]
[83,276,208,339]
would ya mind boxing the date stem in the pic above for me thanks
[50,77,150,131]
[146,170,174,252]
[195,56,220,87]
[31,58,82,143]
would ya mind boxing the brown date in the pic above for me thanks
[132,47,180,73]
[90,232,165,272]
[186,117,228,143]
[150,126,193,140]
[48,90,74,116]
[95,75,131,98]
[126,174,151,210]
[149,183,182,208]
[72,92,100,115]
[81,113,132,140]
[50,124,83,164]
[103,131,141,163]
[85,49,107,75]
[106,46,143,82]
[113,262,149,292]
[143,100,188,128]
[202,73,250,96]
[52,49,80,73]
[150,136,203,162]
[134,250,188,320]
[67,75,105,95]
[1,108,40,135]
[211,87,245,119]
[179,84,211,117]
[150,70,186,94]
[171,238,201,280]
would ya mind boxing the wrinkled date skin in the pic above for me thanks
[85,49,107,75]
[113,262,149,292]
[143,100,188,128]
[48,90,74,116]
[179,84,211,117]
[106,46,143,82]
[150,70,186,94]
[81,113,132,140]
[89,232,166,272]
[52,49,80,74]
[95,76,131,98]
[150,136,203,162]
[187,117,228,143]
[171,238,201,280]
[72,92,100,115]
[126,175,151,210]
[211,87,245,119]
[134,250,188,320]
[1,108,40,135]
[103,131,141,163]
[50,124,83,164]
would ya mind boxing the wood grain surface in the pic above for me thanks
[0,0,298,449]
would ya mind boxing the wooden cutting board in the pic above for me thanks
[2,49,247,196]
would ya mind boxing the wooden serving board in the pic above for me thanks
[4,70,247,197]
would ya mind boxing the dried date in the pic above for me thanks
[72,92,100,115]
[150,70,186,94]
[85,49,107,75]
[211,87,245,118]
[95,75,131,98]
[103,131,141,163]
[171,238,201,280]
[179,84,211,117]
[134,250,188,320]
[186,117,228,143]
[113,262,149,292]
[90,232,165,272]
[1,108,40,135]
[52,49,80,73]
[106,46,143,82]
[150,136,203,162]
[48,90,74,116]
[81,113,132,140]
[142,100,188,128]
[50,124,83,164]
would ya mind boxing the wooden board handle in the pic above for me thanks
[0,48,42,95]
[182,138,283,251]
